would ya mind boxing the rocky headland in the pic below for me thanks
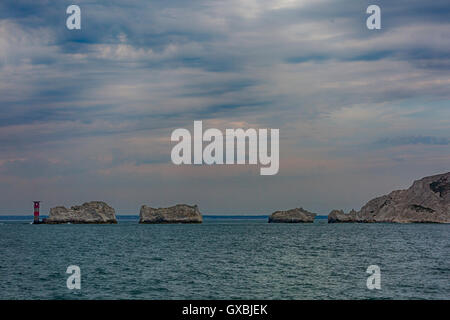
[268,207,316,223]
[44,201,117,224]
[328,172,450,223]
[139,204,203,224]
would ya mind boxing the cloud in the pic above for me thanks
[0,0,449,214]
[377,136,450,146]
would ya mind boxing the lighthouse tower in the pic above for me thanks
[33,201,41,224]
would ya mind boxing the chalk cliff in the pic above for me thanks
[44,201,117,224]
[268,207,316,223]
[328,172,450,223]
[139,204,203,223]
[328,209,358,223]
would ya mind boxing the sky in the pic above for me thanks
[0,0,449,215]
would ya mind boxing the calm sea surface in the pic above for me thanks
[0,218,449,299]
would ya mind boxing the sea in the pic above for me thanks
[0,216,449,300]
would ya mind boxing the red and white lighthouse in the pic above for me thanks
[33,201,41,224]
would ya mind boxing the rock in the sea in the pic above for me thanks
[44,201,117,224]
[268,207,316,223]
[139,204,203,224]
[328,172,450,223]
[328,209,358,223]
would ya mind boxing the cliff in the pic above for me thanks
[268,207,316,223]
[139,204,203,223]
[328,172,450,223]
[44,201,117,224]
[328,209,358,223]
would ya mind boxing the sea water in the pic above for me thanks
[0,218,448,299]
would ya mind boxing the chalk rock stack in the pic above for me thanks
[328,172,450,223]
[328,209,358,223]
[44,201,117,224]
[139,204,203,224]
[268,207,316,223]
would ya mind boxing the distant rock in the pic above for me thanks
[44,201,117,224]
[328,209,358,223]
[139,204,203,224]
[268,207,316,223]
[328,172,450,223]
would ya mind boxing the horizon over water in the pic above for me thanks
[0,215,329,220]
[0,219,448,299]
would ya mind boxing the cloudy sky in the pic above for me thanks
[0,0,449,215]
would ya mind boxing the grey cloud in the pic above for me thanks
[0,1,449,214]
[377,136,450,146]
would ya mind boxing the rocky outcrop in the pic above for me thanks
[328,172,450,223]
[44,201,117,224]
[268,207,316,223]
[328,209,358,223]
[139,204,203,224]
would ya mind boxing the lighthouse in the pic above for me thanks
[33,201,41,224]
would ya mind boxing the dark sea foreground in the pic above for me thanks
[0,218,448,299]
